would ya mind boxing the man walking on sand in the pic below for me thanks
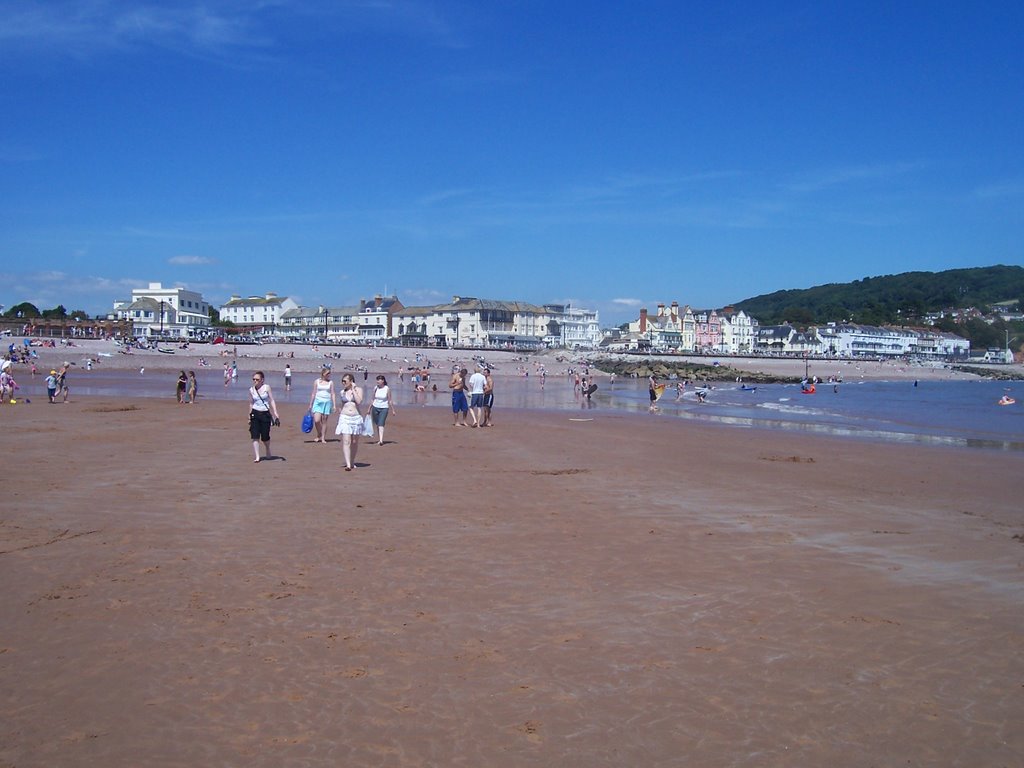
[467,366,487,427]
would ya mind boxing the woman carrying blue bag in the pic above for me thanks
[308,367,336,443]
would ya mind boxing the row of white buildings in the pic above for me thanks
[609,301,970,359]
[111,284,972,358]
[113,284,604,349]
[762,322,970,359]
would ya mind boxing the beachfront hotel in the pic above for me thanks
[219,293,299,334]
[112,283,211,339]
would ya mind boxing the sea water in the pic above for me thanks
[594,378,1024,451]
[33,369,1024,452]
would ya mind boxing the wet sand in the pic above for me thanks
[2,395,1022,766]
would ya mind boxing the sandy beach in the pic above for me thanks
[17,337,1021,383]
[1,376,1022,766]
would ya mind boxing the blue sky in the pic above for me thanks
[2,1,1022,326]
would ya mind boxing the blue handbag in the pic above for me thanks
[301,411,314,433]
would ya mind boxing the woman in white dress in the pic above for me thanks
[335,373,364,471]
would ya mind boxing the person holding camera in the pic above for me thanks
[248,371,281,463]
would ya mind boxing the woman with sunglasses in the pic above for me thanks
[335,373,365,471]
[248,371,281,463]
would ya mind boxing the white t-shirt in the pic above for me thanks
[251,384,271,411]
[467,371,486,395]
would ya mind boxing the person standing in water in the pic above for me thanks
[176,370,187,404]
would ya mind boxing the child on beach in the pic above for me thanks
[46,370,58,403]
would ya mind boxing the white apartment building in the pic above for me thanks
[113,282,210,339]
[391,297,596,349]
[543,303,603,348]
[719,308,757,354]
[278,305,361,341]
[818,323,970,359]
[219,293,298,333]
[276,295,403,342]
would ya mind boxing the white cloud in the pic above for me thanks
[400,287,447,305]
[168,254,215,265]
[0,0,466,62]
[784,162,922,194]
[972,179,1024,200]
[611,298,644,307]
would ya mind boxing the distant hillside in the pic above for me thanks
[734,265,1024,326]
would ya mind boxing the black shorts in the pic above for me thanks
[249,410,272,441]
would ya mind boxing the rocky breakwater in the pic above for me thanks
[590,356,797,384]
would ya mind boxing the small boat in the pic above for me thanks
[997,396,1016,406]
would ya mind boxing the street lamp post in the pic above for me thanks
[160,300,165,337]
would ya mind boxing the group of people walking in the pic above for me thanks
[304,367,395,469]
[246,367,396,470]
[249,362,499,469]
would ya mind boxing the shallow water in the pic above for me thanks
[25,368,1024,451]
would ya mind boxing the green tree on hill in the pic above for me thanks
[4,302,40,318]
[735,265,1024,326]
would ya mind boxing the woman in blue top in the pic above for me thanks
[308,367,336,443]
